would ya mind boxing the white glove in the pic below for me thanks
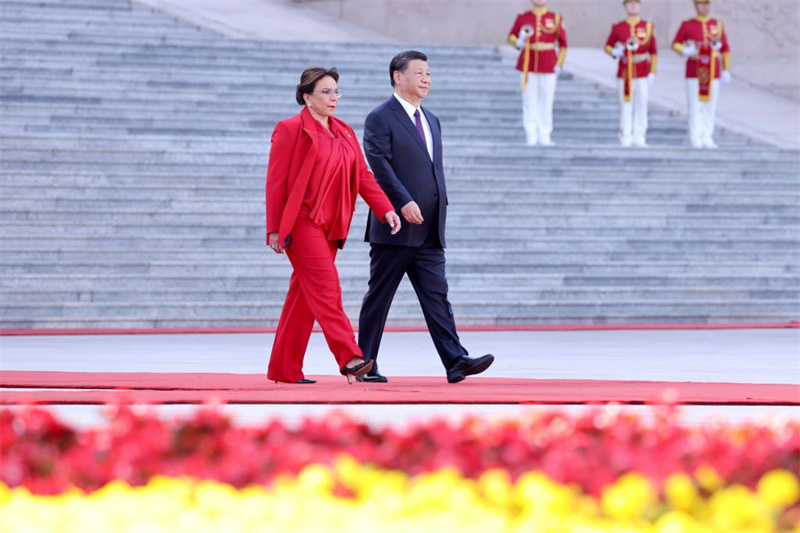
[647,73,656,86]
[721,70,731,84]
[681,44,698,57]
[554,66,561,76]
[611,44,625,59]
[516,33,527,49]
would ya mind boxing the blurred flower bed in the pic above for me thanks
[1,403,798,532]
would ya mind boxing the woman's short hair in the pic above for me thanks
[296,67,339,105]
[389,50,428,87]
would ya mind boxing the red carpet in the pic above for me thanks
[1,371,797,405]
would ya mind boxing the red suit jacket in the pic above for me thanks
[266,107,393,249]
[507,8,567,76]
[672,16,730,79]
[604,18,658,79]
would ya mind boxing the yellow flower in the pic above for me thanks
[515,471,579,516]
[601,473,657,522]
[654,510,707,533]
[332,454,361,488]
[757,469,800,509]
[478,469,512,509]
[0,464,795,533]
[297,463,335,494]
[193,478,241,520]
[664,473,699,513]
[694,466,724,493]
[708,484,773,532]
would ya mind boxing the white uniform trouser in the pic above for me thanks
[686,79,720,147]
[522,73,557,144]
[618,78,649,146]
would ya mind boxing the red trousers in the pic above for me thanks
[267,217,362,382]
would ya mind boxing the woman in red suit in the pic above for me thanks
[266,67,401,384]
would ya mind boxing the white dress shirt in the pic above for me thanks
[393,92,433,159]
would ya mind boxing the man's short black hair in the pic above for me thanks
[389,50,428,87]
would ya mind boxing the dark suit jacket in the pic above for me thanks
[363,96,448,247]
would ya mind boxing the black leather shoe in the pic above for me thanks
[446,354,495,384]
[356,372,388,383]
[296,378,317,384]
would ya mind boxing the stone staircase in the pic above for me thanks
[1,0,798,329]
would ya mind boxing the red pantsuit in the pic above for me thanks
[265,108,394,383]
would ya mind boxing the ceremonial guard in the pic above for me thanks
[672,0,731,148]
[604,0,657,147]
[508,0,568,146]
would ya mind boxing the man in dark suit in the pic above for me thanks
[357,50,495,384]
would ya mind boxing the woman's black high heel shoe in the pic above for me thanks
[273,378,317,384]
[340,359,373,385]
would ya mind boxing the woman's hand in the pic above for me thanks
[268,232,284,254]
[385,211,402,235]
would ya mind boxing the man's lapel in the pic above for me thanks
[389,97,432,161]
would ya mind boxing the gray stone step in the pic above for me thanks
[5,273,797,291]
[2,260,794,276]
[1,122,726,142]
[2,0,133,8]
[0,101,689,126]
[3,287,796,304]
[3,210,797,228]
[3,167,797,186]
[4,223,797,241]
[3,248,798,265]
[4,222,796,243]
[6,133,767,155]
[0,140,793,167]
[2,313,792,329]
[4,182,796,202]
[1,301,796,327]
[3,148,792,172]
[0,223,798,242]
[0,36,511,60]
[3,198,798,217]
[0,67,592,91]
[0,130,751,151]
[0,35,494,56]
[0,107,686,130]
[3,314,790,328]
[4,188,798,206]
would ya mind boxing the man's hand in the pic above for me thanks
[268,232,284,254]
[515,33,527,50]
[554,66,561,76]
[401,201,424,225]
[648,73,656,86]
[681,44,698,57]
[385,211,402,235]
[611,44,625,59]
[721,70,731,84]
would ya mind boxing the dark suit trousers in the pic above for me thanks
[358,231,467,374]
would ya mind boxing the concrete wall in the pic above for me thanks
[294,0,800,101]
